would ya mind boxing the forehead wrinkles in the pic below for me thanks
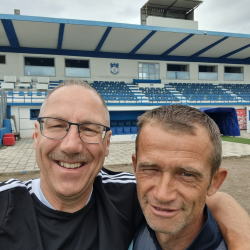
[137,124,212,164]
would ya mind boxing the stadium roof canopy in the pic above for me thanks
[141,0,203,15]
[1,13,250,65]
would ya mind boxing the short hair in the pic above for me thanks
[135,105,222,177]
[39,80,110,126]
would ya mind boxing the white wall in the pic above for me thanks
[146,16,198,30]
[1,52,250,84]
[11,106,38,138]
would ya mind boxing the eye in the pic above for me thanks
[182,172,193,177]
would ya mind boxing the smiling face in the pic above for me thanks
[133,122,226,241]
[34,85,111,211]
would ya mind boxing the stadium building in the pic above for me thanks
[0,0,249,141]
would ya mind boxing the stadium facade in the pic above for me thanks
[0,0,249,139]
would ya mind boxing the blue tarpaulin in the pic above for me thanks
[199,107,240,136]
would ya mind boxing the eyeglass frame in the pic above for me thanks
[37,117,111,144]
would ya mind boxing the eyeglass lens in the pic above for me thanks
[40,118,106,143]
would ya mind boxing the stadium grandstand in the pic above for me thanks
[0,0,250,140]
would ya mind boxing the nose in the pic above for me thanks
[59,124,84,154]
[153,173,177,203]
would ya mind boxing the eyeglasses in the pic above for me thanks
[37,117,110,144]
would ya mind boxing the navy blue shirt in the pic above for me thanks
[132,205,228,250]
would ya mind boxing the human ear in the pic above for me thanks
[132,153,137,174]
[104,130,112,156]
[207,167,228,196]
[33,121,39,149]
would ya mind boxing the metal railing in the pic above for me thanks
[0,90,7,128]
[6,92,47,103]
[5,92,250,105]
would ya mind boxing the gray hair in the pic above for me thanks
[135,105,222,177]
[39,80,110,126]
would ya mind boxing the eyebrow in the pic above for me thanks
[41,116,100,124]
[137,162,160,169]
[137,163,204,179]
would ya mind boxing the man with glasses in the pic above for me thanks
[0,80,249,249]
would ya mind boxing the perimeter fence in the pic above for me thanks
[0,90,7,129]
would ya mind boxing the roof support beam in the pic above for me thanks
[163,0,178,15]
[161,34,194,57]
[0,46,250,65]
[219,44,250,59]
[57,23,65,50]
[95,27,112,53]
[130,31,156,54]
[1,19,20,48]
[190,37,229,58]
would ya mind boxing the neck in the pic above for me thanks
[40,178,93,213]
[156,213,206,250]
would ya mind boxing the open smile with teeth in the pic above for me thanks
[57,161,85,169]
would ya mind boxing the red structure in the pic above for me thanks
[3,133,15,146]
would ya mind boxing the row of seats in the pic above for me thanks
[111,126,138,135]
[148,96,179,101]
[7,91,48,97]
[111,120,137,127]
[170,83,214,85]
[90,81,135,101]
[169,83,237,102]
[139,87,178,102]
[102,95,137,101]
[219,84,250,98]
[184,95,240,102]
[93,81,126,85]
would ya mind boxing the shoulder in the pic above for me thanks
[97,167,136,185]
[0,178,33,193]
[0,179,35,229]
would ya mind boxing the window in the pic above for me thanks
[65,59,90,77]
[24,57,55,76]
[167,64,189,80]
[0,55,6,64]
[139,63,159,80]
[198,65,218,80]
[30,109,40,120]
[224,66,244,81]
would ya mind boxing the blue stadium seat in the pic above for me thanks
[19,91,24,96]
[124,127,131,134]
[117,120,125,127]
[131,126,138,134]
[37,92,42,96]
[111,127,117,135]
[132,120,137,126]
[116,127,124,135]
[111,120,118,127]
[27,91,32,96]
[125,120,132,126]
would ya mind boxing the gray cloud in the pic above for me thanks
[195,0,250,34]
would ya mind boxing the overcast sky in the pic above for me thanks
[0,0,249,34]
